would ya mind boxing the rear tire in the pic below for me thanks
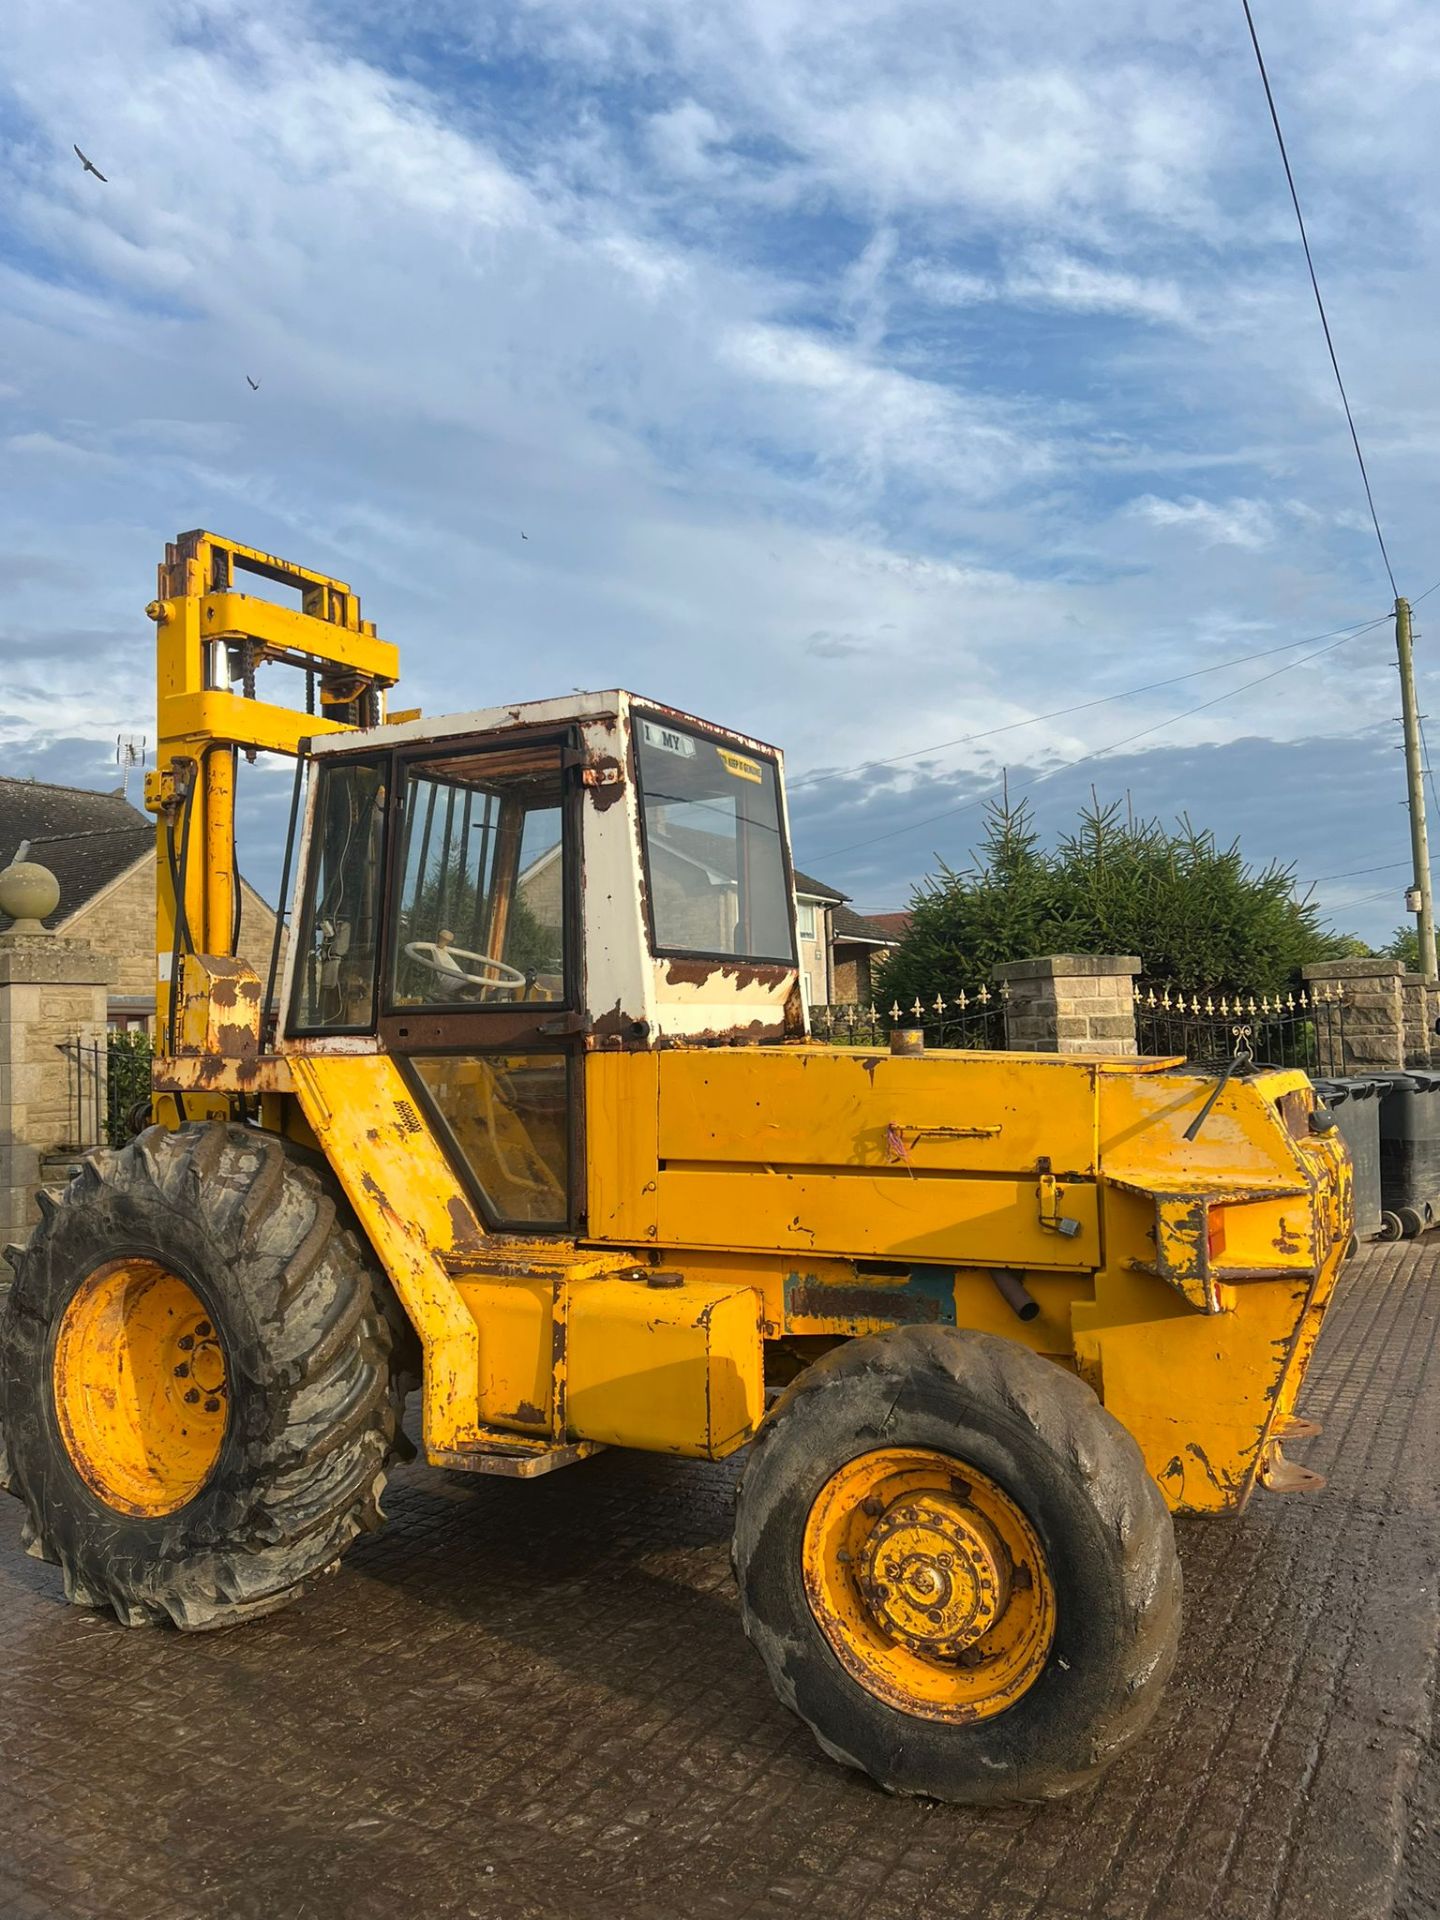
[733,1325,1182,1804]
[0,1123,411,1629]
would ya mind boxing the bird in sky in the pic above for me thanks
[246,376,260,391]
[73,145,107,182]
[520,531,528,540]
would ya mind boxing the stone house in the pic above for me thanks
[792,869,899,1005]
[0,777,281,1031]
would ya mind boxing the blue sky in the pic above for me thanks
[2,0,1438,944]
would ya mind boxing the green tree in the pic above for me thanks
[1383,924,1422,970]
[106,1028,153,1146]
[877,792,1353,1006]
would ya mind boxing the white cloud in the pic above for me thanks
[1127,495,1278,551]
[719,322,1051,497]
[4,431,102,463]
[911,250,1190,325]
[647,100,731,180]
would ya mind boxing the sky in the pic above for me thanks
[2,0,1439,948]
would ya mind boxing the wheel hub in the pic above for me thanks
[856,1490,1010,1657]
[801,1446,1056,1724]
[53,1258,229,1518]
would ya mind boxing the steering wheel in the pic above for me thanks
[403,941,529,991]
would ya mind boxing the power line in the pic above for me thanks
[1417,708,1440,848]
[1240,0,1398,598]
[1333,884,1408,914]
[849,744,1398,912]
[809,617,1390,862]
[788,611,1388,794]
[1308,859,1409,884]
[1415,599,1440,817]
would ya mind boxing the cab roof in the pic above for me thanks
[308,688,785,765]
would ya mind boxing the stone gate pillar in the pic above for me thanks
[0,863,116,1248]
[1302,959,1405,1076]
[995,955,1141,1055]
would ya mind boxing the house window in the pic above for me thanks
[796,902,818,940]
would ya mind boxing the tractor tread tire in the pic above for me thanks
[732,1324,1182,1805]
[0,1123,409,1631]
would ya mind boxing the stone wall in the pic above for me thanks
[995,954,1140,1055]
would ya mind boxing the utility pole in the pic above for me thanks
[1395,596,1438,982]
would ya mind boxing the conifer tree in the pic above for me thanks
[877,792,1351,1005]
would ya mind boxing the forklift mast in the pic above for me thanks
[141,532,399,1059]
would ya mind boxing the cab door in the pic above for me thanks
[378,731,581,1234]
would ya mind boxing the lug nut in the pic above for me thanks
[204,1398,220,1414]
[177,1334,195,1351]
[173,1363,189,1378]
[184,1388,200,1404]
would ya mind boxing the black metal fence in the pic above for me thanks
[1133,984,1345,1072]
[810,987,1009,1051]
[56,1030,155,1150]
[812,979,1345,1068]
[55,1037,105,1150]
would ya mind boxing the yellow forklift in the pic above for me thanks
[0,532,1352,1803]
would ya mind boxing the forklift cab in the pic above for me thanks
[282,692,802,1233]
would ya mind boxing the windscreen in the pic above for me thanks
[634,716,794,963]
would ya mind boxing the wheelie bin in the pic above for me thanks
[1376,1070,1440,1238]
[1311,1077,1384,1239]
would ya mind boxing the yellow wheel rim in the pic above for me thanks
[53,1258,229,1518]
[802,1447,1056,1723]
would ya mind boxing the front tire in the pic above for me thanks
[0,1123,409,1629]
[732,1325,1182,1804]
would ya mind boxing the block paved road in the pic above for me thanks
[0,1240,1436,1920]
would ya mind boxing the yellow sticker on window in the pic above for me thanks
[718,748,763,784]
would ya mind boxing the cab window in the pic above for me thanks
[409,1054,569,1228]
[634,715,794,963]
[390,743,566,1009]
[291,757,387,1033]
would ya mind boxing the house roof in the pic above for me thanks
[832,903,901,949]
[0,777,152,931]
[863,910,912,942]
[791,867,848,904]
